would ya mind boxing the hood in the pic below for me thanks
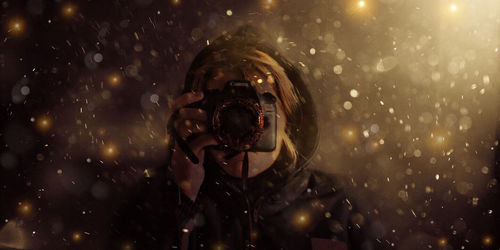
[182,25,319,169]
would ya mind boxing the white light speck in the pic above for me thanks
[350,89,359,98]
[343,101,352,110]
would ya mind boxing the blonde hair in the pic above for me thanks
[190,48,300,166]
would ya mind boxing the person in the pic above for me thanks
[109,25,387,250]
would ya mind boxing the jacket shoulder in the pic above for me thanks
[306,169,347,197]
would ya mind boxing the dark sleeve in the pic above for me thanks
[108,170,202,250]
[307,171,390,250]
[344,193,391,250]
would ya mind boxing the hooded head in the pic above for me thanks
[182,25,319,170]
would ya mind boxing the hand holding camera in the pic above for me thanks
[168,91,218,201]
[168,80,278,201]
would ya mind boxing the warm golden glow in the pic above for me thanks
[72,232,82,242]
[293,210,311,228]
[108,74,121,86]
[8,18,24,35]
[36,115,52,132]
[358,1,365,8]
[171,0,181,6]
[343,127,358,142]
[211,242,226,250]
[261,0,277,10]
[122,242,134,250]
[482,235,493,246]
[62,3,77,17]
[102,143,118,159]
[18,201,33,216]
[450,3,457,12]
[437,237,448,247]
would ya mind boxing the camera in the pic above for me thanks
[188,80,277,152]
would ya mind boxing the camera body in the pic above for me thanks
[189,80,277,152]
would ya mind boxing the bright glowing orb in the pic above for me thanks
[450,4,457,12]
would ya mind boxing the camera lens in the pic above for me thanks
[213,98,264,151]
[219,105,256,138]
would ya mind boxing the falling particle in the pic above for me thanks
[435,174,440,180]
[483,75,490,84]
[20,86,30,95]
[481,166,489,174]
[86,158,92,163]
[57,169,63,175]
[430,157,437,164]
[388,108,395,114]
[363,130,369,138]
[150,94,159,103]
[376,57,398,72]
[350,89,359,98]
[370,124,379,133]
[379,139,384,145]
[309,48,316,55]
[226,9,233,16]
[343,101,352,110]
[333,65,343,74]
[472,197,479,207]
[93,53,103,63]
[413,149,422,157]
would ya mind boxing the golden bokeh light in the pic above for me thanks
[343,127,359,142]
[72,232,82,242]
[122,241,134,250]
[171,0,181,6]
[102,143,119,159]
[8,18,25,35]
[482,235,493,246]
[293,210,311,229]
[437,237,448,247]
[108,74,122,86]
[261,0,277,10]
[211,242,226,250]
[358,1,365,8]
[62,3,77,17]
[36,115,53,132]
[17,201,33,216]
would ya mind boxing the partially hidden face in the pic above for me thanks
[204,69,287,178]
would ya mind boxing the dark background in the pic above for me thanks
[1,0,500,249]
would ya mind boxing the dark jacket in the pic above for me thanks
[109,26,388,250]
